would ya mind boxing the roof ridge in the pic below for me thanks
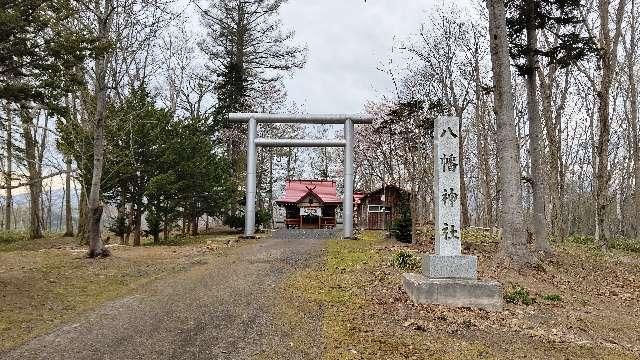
[286,179,336,183]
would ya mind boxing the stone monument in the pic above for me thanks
[402,116,503,311]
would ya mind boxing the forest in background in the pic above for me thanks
[0,0,638,267]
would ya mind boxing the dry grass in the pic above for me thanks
[281,230,640,359]
[0,231,243,352]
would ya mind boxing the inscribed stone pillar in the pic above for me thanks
[434,116,462,256]
[423,116,477,279]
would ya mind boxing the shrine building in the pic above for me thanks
[355,185,410,230]
[276,179,342,229]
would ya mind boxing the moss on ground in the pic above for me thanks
[281,230,640,359]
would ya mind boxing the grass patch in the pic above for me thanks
[609,237,640,253]
[565,234,595,246]
[462,228,499,244]
[281,231,502,359]
[0,232,238,352]
[504,286,535,305]
[142,233,237,247]
[280,230,639,359]
[542,294,562,302]
[564,235,640,254]
[0,231,78,253]
[391,250,421,271]
[0,230,30,245]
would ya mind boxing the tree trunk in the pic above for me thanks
[628,0,640,237]
[47,186,52,231]
[487,0,537,266]
[458,116,471,228]
[539,66,561,240]
[20,109,43,239]
[191,214,198,236]
[125,202,133,245]
[269,147,274,229]
[117,203,126,245]
[286,148,293,179]
[133,208,142,246]
[117,185,126,244]
[525,0,550,254]
[38,114,50,233]
[87,204,104,253]
[63,158,74,237]
[86,1,113,258]
[410,190,418,243]
[594,0,626,250]
[163,212,169,240]
[4,103,12,231]
[77,186,88,243]
[474,48,493,227]
[595,69,612,249]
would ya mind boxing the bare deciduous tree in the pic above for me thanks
[487,0,538,266]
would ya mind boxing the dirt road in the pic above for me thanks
[3,233,328,360]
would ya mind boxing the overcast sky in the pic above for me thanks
[279,0,444,114]
[25,0,474,194]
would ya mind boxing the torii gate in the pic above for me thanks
[229,113,373,239]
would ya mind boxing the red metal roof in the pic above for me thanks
[276,180,342,204]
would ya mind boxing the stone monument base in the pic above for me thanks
[423,255,477,279]
[402,273,503,311]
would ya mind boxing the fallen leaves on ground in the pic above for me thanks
[282,230,640,359]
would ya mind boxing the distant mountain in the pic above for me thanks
[1,188,81,231]
[1,188,78,207]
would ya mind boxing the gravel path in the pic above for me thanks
[3,234,328,360]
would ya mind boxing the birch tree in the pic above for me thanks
[84,0,114,257]
[592,0,626,250]
[627,0,640,237]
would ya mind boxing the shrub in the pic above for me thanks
[223,213,244,230]
[391,207,413,243]
[504,286,535,305]
[107,214,127,238]
[256,209,272,230]
[392,250,421,271]
[609,238,640,253]
[566,235,594,245]
[223,209,272,231]
[542,294,562,302]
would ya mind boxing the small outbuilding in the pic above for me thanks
[355,185,410,230]
[276,179,342,229]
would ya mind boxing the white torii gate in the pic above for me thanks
[229,113,373,239]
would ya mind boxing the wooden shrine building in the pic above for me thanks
[355,185,409,230]
[276,180,342,229]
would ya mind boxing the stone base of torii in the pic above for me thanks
[402,116,502,311]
